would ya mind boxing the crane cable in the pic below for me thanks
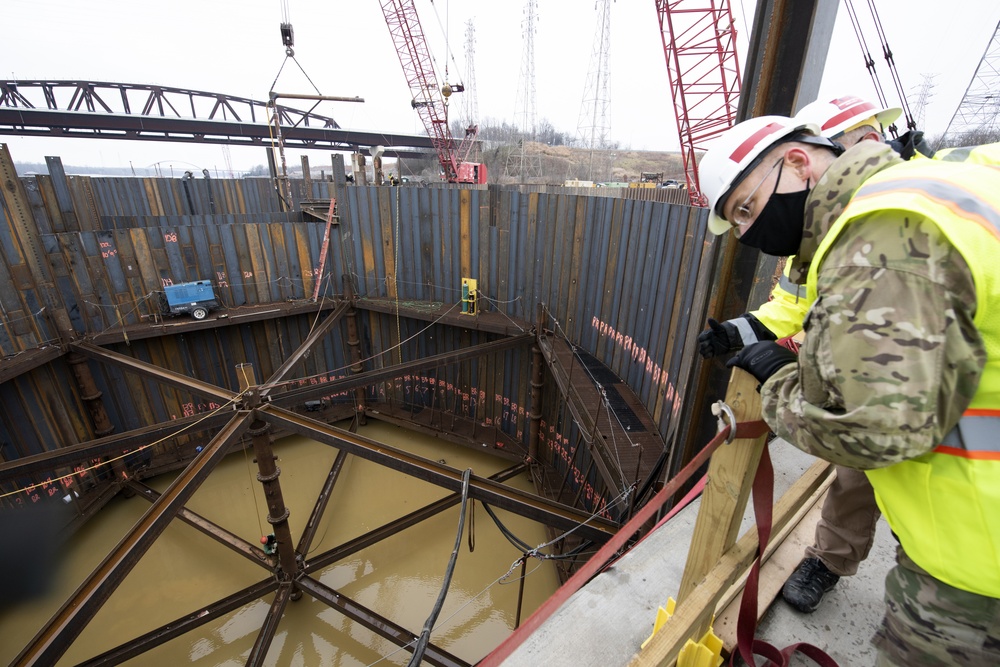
[843,0,897,137]
[428,0,467,89]
[268,0,326,208]
[866,0,917,131]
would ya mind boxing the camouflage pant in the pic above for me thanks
[873,547,1000,666]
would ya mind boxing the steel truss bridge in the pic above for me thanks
[0,80,434,158]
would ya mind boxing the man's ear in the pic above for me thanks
[783,146,812,181]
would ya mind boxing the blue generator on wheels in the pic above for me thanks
[162,280,219,320]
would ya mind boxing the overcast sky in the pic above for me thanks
[3,0,999,173]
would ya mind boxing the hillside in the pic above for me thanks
[14,142,687,187]
[398,141,686,186]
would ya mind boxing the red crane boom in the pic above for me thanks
[655,1,742,206]
[380,0,485,183]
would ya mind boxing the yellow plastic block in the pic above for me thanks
[677,625,723,667]
[640,597,723,667]
[640,597,676,650]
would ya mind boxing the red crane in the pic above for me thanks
[655,1,742,206]
[380,0,487,184]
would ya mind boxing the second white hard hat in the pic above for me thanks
[794,95,902,138]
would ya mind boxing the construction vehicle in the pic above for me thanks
[380,0,487,184]
[161,280,219,320]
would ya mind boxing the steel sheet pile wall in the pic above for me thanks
[0,160,355,465]
[37,220,331,332]
[1,157,716,510]
[327,185,536,455]
[332,183,715,508]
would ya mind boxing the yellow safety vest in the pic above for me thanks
[752,260,809,339]
[759,142,1000,338]
[934,141,1000,166]
[807,158,1000,598]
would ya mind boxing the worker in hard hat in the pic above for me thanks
[698,96,904,615]
[699,114,1000,666]
[697,96,902,363]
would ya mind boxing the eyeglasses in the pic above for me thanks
[731,158,784,230]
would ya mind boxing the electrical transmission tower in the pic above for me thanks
[577,0,612,179]
[514,0,537,138]
[910,73,936,130]
[505,0,542,182]
[942,18,1000,144]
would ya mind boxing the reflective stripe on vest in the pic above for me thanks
[850,178,1000,242]
[936,410,1000,460]
[812,158,1000,598]
[777,272,807,301]
[753,258,812,339]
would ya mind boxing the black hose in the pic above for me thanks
[480,501,533,552]
[407,468,472,667]
[480,501,594,561]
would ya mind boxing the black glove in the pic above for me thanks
[725,341,797,385]
[888,130,935,160]
[697,314,777,359]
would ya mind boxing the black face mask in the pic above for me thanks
[738,185,810,256]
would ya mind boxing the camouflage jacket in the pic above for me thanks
[761,142,987,469]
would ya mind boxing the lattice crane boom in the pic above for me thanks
[655,1,742,206]
[380,0,484,183]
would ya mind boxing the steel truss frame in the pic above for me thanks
[0,80,434,156]
[8,303,619,666]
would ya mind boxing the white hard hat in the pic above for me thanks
[700,116,822,235]
[794,96,902,138]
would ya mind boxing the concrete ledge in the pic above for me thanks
[500,440,895,666]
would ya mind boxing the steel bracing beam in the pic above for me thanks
[270,332,535,407]
[0,345,64,383]
[295,575,470,667]
[75,579,279,667]
[248,584,295,666]
[264,405,618,542]
[70,340,238,405]
[305,463,526,573]
[127,480,271,568]
[298,449,350,556]
[355,297,532,336]
[260,300,350,397]
[13,412,252,667]
[0,334,533,482]
[79,463,523,665]
[87,300,346,348]
[0,410,233,483]
[536,334,629,506]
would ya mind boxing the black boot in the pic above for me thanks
[782,557,840,613]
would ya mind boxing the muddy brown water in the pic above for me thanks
[0,421,562,665]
